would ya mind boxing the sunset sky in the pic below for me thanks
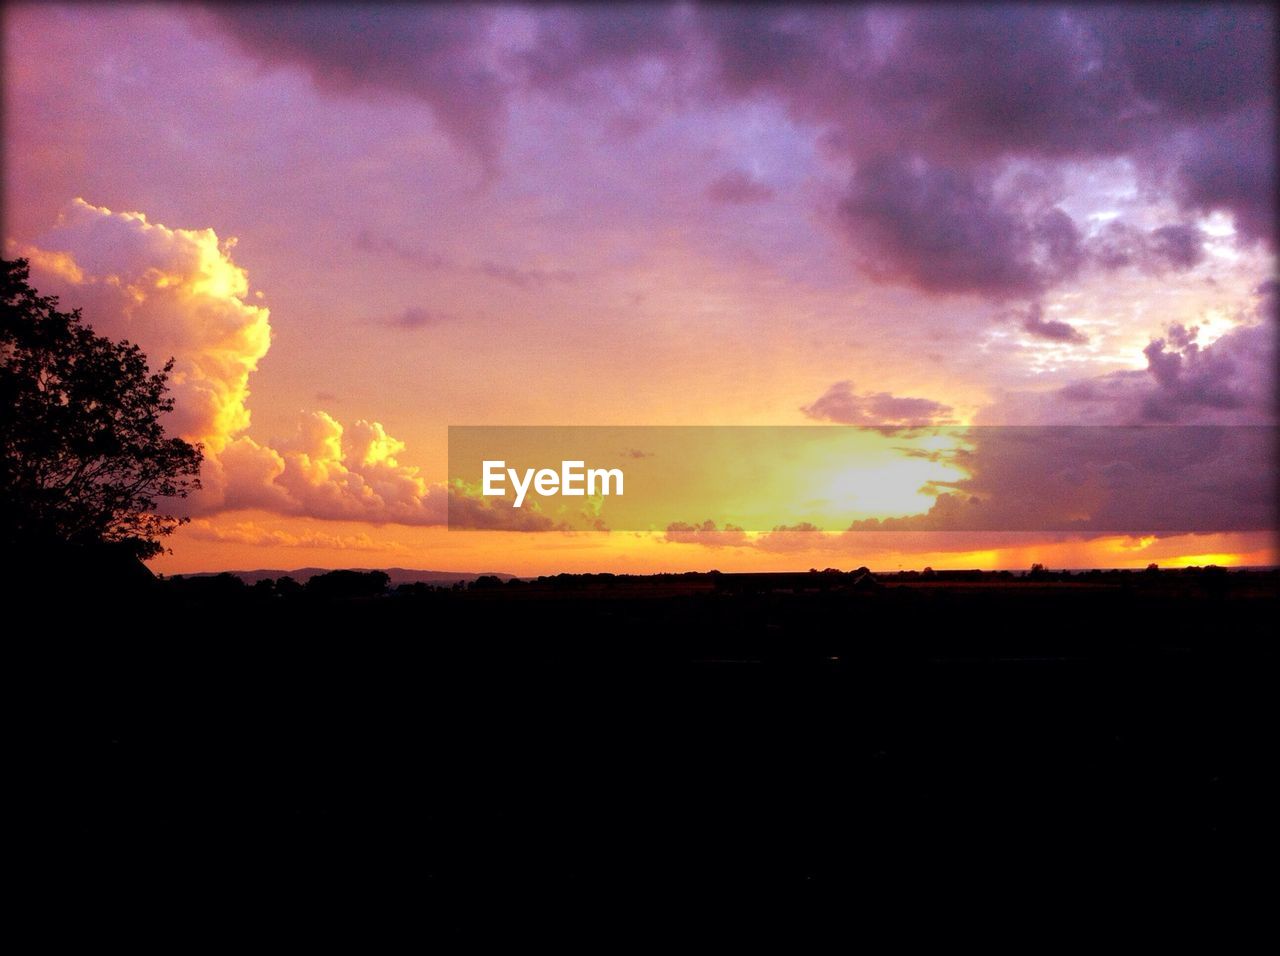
[4,3,1275,574]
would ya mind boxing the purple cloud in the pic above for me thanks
[985,288,1277,427]
[1090,222,1207,273]
[520,5,690,91]
[802,380,954,426]
[843,425,1275,534]
[201,5,1275,256]
[201,5,506,169]
[1021,303,1087,344]
[838,157,1084,298]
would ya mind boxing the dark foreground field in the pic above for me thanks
[22,568,1279,935]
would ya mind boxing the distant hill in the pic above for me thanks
[177,567,518,586]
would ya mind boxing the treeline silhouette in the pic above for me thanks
[156,562,1264,602]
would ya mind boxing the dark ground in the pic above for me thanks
[20,568,1279,937]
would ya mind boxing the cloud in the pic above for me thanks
[199,5,1274,258]
[698,5,1274,257]
[663,520,748,548]
[519,5,690,91]
[984,286,1276,427]
[801,380,954,426]
[186,518,397,552]
[1139,325,1249,422]
[706,169,774,205]
[353,230,452,270]
[838,157,1085,298]
[446,480,566,531]
[1173,103,1276,244]
[841,425,1274,534]
[354,229,575,290]
[1101,6,1274,121]
[199,5,506,171]
[1020,303,1087,344]
[478,260,577,290]
[23,199,450,527]
[753,523,831,554]
[1090,221,1208,273]
[392,307,449,330]
[17,197,270,450]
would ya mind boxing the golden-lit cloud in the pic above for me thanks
[21,199,449,526]
[17,198,270,449]
[186,518,401,552]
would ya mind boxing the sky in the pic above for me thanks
[3,2,1275,574]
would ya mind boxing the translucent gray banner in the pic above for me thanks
[447,425,1276,533]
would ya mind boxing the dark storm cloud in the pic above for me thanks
[844,425,1275,533]
[203,3,1275,280]
[1099,5,1274,120]
[1090,222,1208,273]
[801,380,954,426]
[519,5,690,90]
[838,157,1084,298]
[200,5,506,168]
[1174,104,1276,243]
[865,6,1137,162]
[695,3,1274,266]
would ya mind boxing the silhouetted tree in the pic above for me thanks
[1,258,202,559]
[305,569,390,599]
[275,575,303,597]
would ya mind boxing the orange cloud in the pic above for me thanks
[186,518,400,552]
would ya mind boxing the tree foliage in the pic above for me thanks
[1,257,202,559]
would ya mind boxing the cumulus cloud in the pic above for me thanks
[801,380,954,426]
[23,199,449,527]
[18,198,270,450]
[980,280,1276,427]
[1139,324,1251,422]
